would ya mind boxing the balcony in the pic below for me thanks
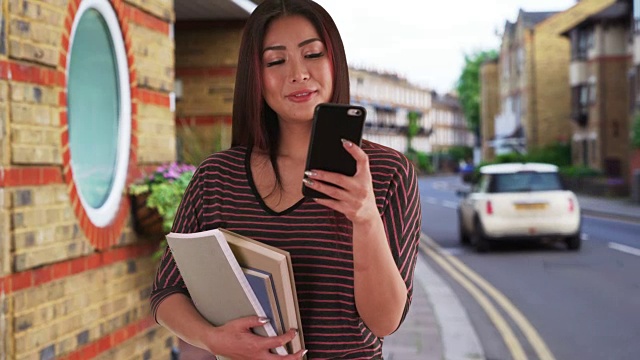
[571,111,589,127]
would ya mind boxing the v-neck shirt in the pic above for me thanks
[151,141,422,359]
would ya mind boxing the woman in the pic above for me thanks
[150,0,421,359]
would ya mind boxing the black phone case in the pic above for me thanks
[302,103,366,199]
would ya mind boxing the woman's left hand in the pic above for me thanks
[303,140,379,224]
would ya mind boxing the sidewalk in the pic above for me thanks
[576,194,640,223]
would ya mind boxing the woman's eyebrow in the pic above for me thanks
[262,38,322,54]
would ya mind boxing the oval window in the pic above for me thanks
[67,0,131,227]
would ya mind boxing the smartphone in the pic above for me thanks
[303,103,366,199]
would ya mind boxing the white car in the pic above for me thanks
[457,163,581,252]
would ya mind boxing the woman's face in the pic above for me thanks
[261,15,334,125]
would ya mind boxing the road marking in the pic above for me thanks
[442,200,458,209]
[608,242,640,257]
[424,236,557,360]
[426,197,438,204]
[421,242,528,360]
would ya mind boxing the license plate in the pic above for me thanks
[514,203,547,210]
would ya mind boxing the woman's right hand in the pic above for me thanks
[204,316,307,360]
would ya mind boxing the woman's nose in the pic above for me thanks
[289,59,309,83]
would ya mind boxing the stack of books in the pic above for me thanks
[166,228,305,357]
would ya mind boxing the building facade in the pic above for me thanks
[480,58,499,160]
[487,0,618,157]
[349,67,433,154]
[0,0,259,359]
[427,92,473,153]
[562,0,632,180]
[350,67,471,156]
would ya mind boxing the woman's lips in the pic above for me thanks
[286,90,317,102]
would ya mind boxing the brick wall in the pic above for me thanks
[0,0,179,358]
[174,21,244,165]
[601,57,632,179]
[532,0,616,149]
[480,60,498,161]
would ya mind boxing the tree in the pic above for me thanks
[455,50,498,135]
[406,111,420,153]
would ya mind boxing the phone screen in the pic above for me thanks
[303,103,366,199]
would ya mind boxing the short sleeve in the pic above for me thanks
[380,157,421,331]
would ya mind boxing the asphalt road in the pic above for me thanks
[419,175,640,360]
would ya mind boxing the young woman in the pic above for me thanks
[150,0,421,359]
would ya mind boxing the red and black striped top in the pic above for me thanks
[150,140,421,359]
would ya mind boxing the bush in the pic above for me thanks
[406,149,434,174]
[632,113,640,149]
[559,165,601,178]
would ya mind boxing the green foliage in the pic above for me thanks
[525,142,572,167]
[406,111,421,153]
[405,149,433,174]
[474,142,574,179]
[445,146,473,162]
[632,113,640,149]
[559,166,601,178]
[455,49,499,134]
[129,163,196,232]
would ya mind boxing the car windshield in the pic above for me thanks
[491,171,563,193]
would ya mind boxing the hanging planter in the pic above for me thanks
[130,192,164,237]
[128,162,196,240]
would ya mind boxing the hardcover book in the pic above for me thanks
[166,228,304,356]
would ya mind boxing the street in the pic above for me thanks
[419,175,640,360]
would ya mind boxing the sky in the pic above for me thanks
[312,0,578,94]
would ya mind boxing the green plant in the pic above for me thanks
[632,113,640,149]
[129,162,196,233]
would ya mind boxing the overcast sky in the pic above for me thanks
[312,0,578,94]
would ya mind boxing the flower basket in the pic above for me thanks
[128,162,196,241]
[130,192,164,237]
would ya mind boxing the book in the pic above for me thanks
[166,229,288,356]
[242,267,284,335]
[166,228,304,356]
[220,229,305,354]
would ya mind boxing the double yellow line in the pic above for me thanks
[420,235,555,360]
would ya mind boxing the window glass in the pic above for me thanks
[69,9,120,208]
[492,172,563,193]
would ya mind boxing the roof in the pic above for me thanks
[560,1,629,35]
[519,10,558,28]
[175,0,263,21]
[480,163,559,174]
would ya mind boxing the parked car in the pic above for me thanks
[457,163,581,252]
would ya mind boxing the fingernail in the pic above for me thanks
[304,170,317,177]
[302,178,314,186]
[259,317,270,324]
[302,349,308,358]
[341,138,353,147]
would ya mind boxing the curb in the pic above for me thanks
[581,209,640,224]
[419,233,485,360]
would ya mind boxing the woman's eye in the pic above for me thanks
[266,59,285,67]
[305,52,324,59]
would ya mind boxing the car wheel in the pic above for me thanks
[472,217,491,253]
[565,234,581,251]
[458,211,470,245]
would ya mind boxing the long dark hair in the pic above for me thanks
[231,0,350,186]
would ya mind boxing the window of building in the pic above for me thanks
[67,0,131,227]
[516,47,524,75]
[571,84,590,127]
[571,27,593,60]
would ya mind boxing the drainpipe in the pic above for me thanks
[529,28,537,151]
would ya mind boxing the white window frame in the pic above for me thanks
[67,0,132,227]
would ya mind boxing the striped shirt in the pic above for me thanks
[150,140,421,359]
